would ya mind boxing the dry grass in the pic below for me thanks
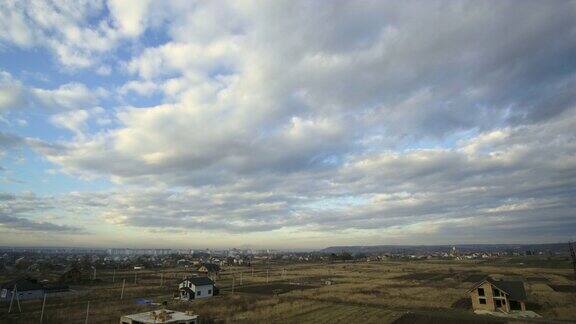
[1,259,574,323]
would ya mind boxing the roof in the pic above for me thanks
[468,277,527,300]
[1,278,44,291]
[62,266,81,273]
[199,263,220,272]
[121,309,198,324]
[183,276,214,286]
[493,280,527,300]
[44,284,69,292]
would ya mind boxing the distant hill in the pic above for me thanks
[320,243,569,254]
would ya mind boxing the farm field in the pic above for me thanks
[1,258,575,323]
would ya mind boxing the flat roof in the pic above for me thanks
[121,309,198,323]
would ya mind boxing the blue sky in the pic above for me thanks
[0,0,575,249]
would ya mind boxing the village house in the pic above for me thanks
[179,277,216,301]
[120,309,197,324]
[468,277,527,312]
[59,266,83,284]
[0,277,70,302]
[197,263,221,276]
[0,278,45,301]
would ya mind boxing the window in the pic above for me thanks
[208,289,212,294]
[493,289,500,296]
[479,298,486,304]
[477,288,485,296]
[495,299,502,307]
[502,299,506,305]
[197,291,201,296]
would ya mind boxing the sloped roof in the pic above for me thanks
[199,263,220,272]
[1,278,44,291]
[62,265,81,273]
[468,277,527,300]
[493,280,526,300]
[183,277,214,286]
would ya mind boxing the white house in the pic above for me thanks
[179,277,215,300]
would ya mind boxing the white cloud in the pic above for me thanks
[4,1,576,244]
[50,107,110,138]
[0,71,25,112]
[0,0,155,69]
[118,80,159,96]
[32,83,102,111]
[0,71,105,113]
[107,0,152,37]
[127,40,242,80]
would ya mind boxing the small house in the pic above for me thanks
[468,277,527,312]
[197,263,221,275]
[59,266,83,284]
[179,277,215,300]
[120,309,197,324]
[0,278,45,301]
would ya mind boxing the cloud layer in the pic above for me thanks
[1,1,575,247]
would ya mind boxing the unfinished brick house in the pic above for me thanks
[468,277,527,312]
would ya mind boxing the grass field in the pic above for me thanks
[1,258,575,323]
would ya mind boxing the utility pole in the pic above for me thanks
[84,301,90,324]
[569,241,576,289]
[112,269,116,283]
[40,293,47,323]
[8,284,16,313]
[120,279,126,300]
[14,285,21,312]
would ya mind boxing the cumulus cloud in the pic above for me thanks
[0,71,26,112]
[107,0,152,37]
[27,109,576,243]
[0,0,161,69]
[42,2,576,179]
[0,0,109,68]
[50,107,112,138]
[5,1,576,244]
[0,71,104,114]
[32,83,103,111]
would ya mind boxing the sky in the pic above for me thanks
[0,1,575,250]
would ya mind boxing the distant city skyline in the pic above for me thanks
[1,1,575,248]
